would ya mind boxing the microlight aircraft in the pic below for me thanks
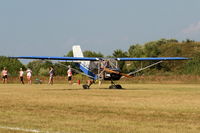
[11,45,189,89]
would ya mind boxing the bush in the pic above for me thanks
[0,56,25,76]
[38,68,49,76]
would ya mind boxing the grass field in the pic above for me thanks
[0,83,200,133]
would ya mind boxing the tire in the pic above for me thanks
[109,85,115,89]
[115,84,122,89]
[82,84,89,89]
[109,85,122,89]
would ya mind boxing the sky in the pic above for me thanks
[0,0,200,59]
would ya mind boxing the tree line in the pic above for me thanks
[1,38,200,76]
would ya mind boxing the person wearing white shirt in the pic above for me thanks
[19,68,24,84]
[26,68,32,84]
[67,65,73,84]
[1,67,8,84]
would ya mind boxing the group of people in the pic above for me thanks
[48,65,72,85]
[19,68,32,84]
[1,67,33,84]
[1,65,73,85]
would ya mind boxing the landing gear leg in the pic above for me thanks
[82,80,94,89]
[109,80,122,89]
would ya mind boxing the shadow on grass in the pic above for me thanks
[99,87,153,90]
[125,88,155,90]
[42,88,84,91]
[41,88,153,91]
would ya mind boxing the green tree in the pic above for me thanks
[128,44,144,57]
[112,49,128,72]
[83,51,104,57]
[0,56,25,76]
[38,68,49,76]
[65,50,73,57]
[127,44,145,73]
[27,60,53,76]
[144,41,161,57]
[182,53,200,75]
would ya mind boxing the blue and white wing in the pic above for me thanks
[115,57,189,61]
[10,56,100,61]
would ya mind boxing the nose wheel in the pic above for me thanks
[82,80,94,89]
[82,84,90,89]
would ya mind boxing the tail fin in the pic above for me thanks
[72,45,84,58]
[72,45,90,68]
[72,45,97,80]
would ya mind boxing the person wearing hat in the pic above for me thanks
[26,68,32,84]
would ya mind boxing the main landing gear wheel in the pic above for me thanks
[109,84,122,89]
[82,80,95,89]
[82,84,90,89]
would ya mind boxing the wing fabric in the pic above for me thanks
[117,57,189,61]
[10,56,189,61]
[10,56,99,61]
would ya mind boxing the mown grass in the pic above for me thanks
[0,84,200,133]
[6,75,200,84]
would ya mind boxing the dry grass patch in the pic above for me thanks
[0,84,200,133]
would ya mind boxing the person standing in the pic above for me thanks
[48,66,55,85]
[67,65,73,84]
[26,68,32,84]
[19,68,24,84]
[1,67,8,84]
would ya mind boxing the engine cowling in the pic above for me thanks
[103,71,122,80]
